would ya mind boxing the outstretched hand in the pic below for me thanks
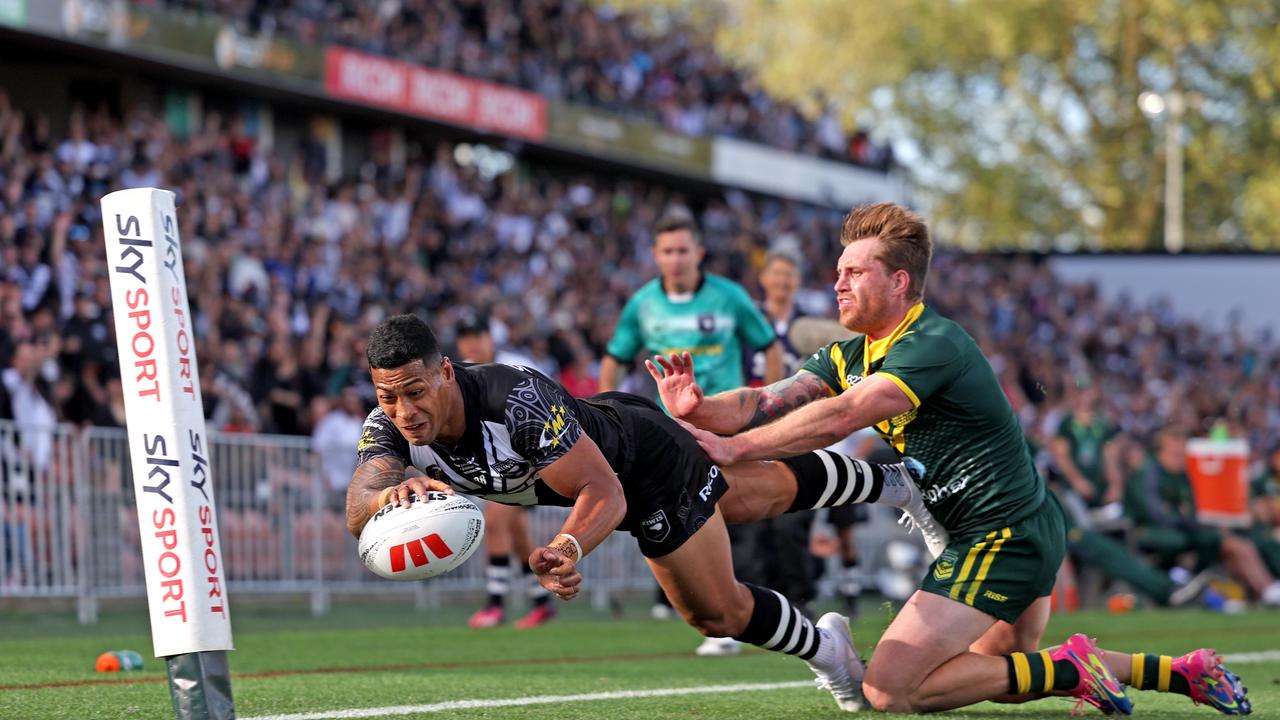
[673,417,741,466]
[528,547,582,601]
[645,352,703,419]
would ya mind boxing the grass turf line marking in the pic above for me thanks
[241,681,813,720]
[1222,650,1280,663]
[242,651,1280,720]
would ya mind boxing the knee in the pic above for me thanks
[683,608,745,639]
[863,666,918,713]
[862,681,917,714]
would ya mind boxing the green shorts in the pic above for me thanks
[920,494,1065,623]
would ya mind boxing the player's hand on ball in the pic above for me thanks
[646,352,703,419]
[529,547,582,601]
[381,477,454,508]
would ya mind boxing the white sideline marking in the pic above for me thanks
[242,681,812,720]
[1222,649,1280,664]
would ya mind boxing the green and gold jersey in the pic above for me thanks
[800,303,1043,535]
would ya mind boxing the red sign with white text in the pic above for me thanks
[324,47,547,141]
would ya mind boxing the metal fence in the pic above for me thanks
[0,420,656,623]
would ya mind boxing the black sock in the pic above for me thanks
[1005,652,1081,694]
[484,555,511,608]
[1131,654,1191,696]
[782,450,885,512]
[733,583,823,661]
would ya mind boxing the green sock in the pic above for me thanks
[1131,654,1191,696]
[1006,652,1080,694]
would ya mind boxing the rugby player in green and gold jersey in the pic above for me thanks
[648,203,1251,715]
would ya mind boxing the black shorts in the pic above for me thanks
[588,393,729,558]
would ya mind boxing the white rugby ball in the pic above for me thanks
[358,491,485,580]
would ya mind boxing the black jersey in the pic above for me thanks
[356,363,631,507]
[356,362,730,558]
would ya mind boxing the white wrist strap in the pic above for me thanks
[555,533,584,562]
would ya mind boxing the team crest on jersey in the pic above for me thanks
[641,510,671,543]
[697,313,716,333]
[933,549,958,581]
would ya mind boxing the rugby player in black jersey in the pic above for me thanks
[347,314,939,711]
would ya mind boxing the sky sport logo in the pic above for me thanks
[388,534,455,573]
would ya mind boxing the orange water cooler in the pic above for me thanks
[1186,438,1250,528]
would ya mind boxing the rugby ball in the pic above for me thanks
[358,492,485,580]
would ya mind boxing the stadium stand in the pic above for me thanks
[1,4,1277,610]
[145,0,894,168]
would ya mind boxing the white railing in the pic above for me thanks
[0,420,656,623]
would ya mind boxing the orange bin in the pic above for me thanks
[1186,438,1250,528]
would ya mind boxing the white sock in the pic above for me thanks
[807,627,838,668]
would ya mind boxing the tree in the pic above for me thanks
[609,0,1280,250]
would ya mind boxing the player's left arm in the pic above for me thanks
[532,436,628,599]
[505,375,626,599]
[690,375,914,464]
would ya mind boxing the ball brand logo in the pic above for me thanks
[389,534,455,573]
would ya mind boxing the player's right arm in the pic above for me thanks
[345,456,407,538]
[646,352,834,435]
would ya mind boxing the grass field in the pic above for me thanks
[1,597,1275,719]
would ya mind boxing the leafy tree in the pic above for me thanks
[608,0,1279,250]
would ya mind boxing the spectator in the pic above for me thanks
[1124,430,1280,606]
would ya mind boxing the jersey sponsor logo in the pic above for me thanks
[640,510,671,543]
[388,533,454,573]
[983,590,1008,602]
[699,466,721,502]
[923,476,972,506]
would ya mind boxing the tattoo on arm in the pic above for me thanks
[345,455,407,537]
[743,373,835,430]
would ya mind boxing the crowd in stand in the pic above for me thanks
[2,86,1278,600]
[144,0,894,169]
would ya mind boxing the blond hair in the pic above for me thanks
[840,202,932,300]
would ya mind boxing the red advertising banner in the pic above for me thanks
[324,47,547,141]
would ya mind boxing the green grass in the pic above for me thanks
[0,598,1276,719]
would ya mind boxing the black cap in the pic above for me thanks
[455,311,490,337]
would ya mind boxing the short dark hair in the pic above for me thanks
[367,314,442,369]
[654,209,700,244]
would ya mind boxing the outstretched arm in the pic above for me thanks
[527,435,628,600]
[683,374,914,465]
[647,352,834,434]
